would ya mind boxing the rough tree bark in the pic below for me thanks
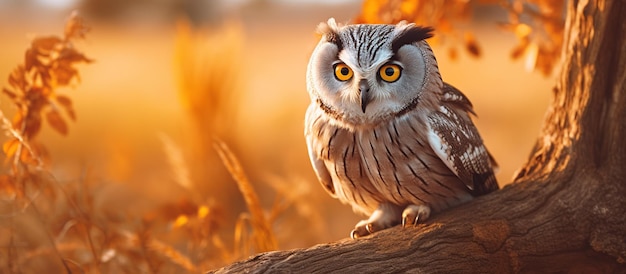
[210,0,626,272]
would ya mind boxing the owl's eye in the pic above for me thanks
[379,64,402,82]
[333,63,353,81]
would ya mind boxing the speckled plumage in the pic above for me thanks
[305,18,499,238]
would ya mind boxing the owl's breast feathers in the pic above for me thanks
[305,84,498,214]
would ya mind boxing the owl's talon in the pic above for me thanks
[350,229,359,239]
[350,223,371,239]
[402,204,431,227]
[350,203,402,239]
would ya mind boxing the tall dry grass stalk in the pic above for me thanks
[172,17,245,210]
[159,133,193,191]
[173,19,243,143]
[213,139,278,255]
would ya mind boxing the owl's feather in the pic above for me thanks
[305,110,335,196]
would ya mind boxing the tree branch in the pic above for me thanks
[210,171,625,273]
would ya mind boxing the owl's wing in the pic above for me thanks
[304,104,337,196]
[306,135,336,196]
[426,83,499,196]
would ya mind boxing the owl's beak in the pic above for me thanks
[359,79,370,113]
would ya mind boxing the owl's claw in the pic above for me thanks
[350,203,402,239]
[401,204,431,227]
[352,204,431,238]
[350,220,373,238]
[350,224,369,239]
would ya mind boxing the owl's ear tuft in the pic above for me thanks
[317,18,343,50]
[391,25,434,52]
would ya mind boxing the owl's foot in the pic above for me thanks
[350,203,402,239]
[401,204,431,227]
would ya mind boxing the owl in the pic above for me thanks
[305,18,499,239]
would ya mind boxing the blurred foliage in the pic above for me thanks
[356,0,565,75]
[173,19,243,146]
[0,11,306,273]
[2,11,90,181]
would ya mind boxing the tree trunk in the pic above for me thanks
[210,0,626,272]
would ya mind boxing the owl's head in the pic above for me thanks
[307,18,443,128]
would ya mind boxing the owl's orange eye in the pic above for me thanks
[379,64,402,82]
[334,63,353,81]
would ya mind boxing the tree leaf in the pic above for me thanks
[59,47,93,63]
[11,111,24,129]
[19,141,45,166]
[2,138,20,159]
[22,111,42,139]
[448,47,458,61]
[56,95,76,121]
[25,48,37,70]
[464,32,481,57]
[2,88,17,100]
[8,66,26,90]
[510,38,530,60]
[64,11,90,40]
[32,36,63,54]
[46,110,68,136]
[52,64,78,87]
[514,23,532,39]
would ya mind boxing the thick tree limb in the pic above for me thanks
[210,171,625,273]
[210,0,626,272]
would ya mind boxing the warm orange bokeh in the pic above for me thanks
[0,1,556,272]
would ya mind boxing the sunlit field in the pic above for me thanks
[0,1,554,272]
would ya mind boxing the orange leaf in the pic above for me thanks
[25,48,38,70]
[464,32,481,57]
[52,64,78,87]
[3,138,20,159]
[11,111,24,129]
[8,66,26,90]
[19,141,45,166]
[22,112,42,139]
[2,88,17,100]
[510,38,530,60]
[173,215,189,228]
[64,11,90,40]
[46,110,68,135]
[514,23,532,39]
[32,36,63,54]
[59,47,93,63]
[198,205,210,219]
[448,47,458,61]
[56,95,76,121]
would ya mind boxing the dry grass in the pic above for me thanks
[213,139,277,256]
[0,12,298,273]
